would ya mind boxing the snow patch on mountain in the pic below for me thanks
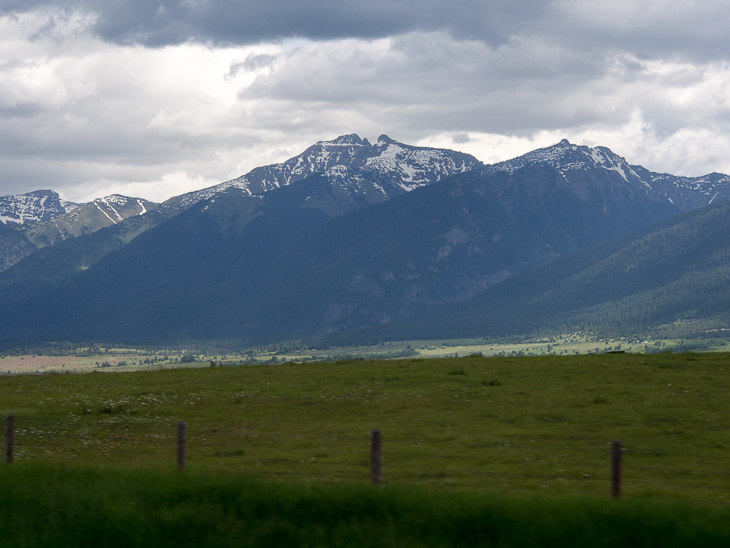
[94,201,117,224]
[0,190,78,225]
[647,172,730,196]
[485,139,648,185]
[0,190,154,234]
[485,139,730,207]
[168,134,482,211]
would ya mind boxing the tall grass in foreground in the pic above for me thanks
[0,463,729,547]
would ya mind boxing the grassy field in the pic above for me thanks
[2,463,730,547]
[1,352,729,503]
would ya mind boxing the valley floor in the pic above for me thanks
[2,333,726,374]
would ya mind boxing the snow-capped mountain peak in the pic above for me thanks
[484,139,730,209]
[0,190,78,225]
[485,139,647,185]
[168,133,483,210]
[375,134,397,146]
[328,133,371,146]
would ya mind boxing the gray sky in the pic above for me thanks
[1,0,730,202]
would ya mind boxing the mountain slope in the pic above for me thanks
[0,210,165,302]
[0,222,36,273]
[351,199,730,342]
[0,134,482,295]
[0,190,155,273]
[0,160,684,343]
[23,195,155,248]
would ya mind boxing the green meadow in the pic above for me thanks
[2,352,729,501]
[2,352,730,546]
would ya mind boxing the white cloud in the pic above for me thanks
[1,5,730,203]
[419,110,730,178]
[6,1,730,64]
[63,171,221,203]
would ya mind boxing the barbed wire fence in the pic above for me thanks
[5,414,730,504]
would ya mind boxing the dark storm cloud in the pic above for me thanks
[2,0,546,46]
[3,1,730,64]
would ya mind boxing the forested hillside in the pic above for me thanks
[342,199,730,343]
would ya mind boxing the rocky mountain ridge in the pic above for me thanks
[6,137,729,230]
[162,134,482,212]
[486,139,730,211]
[23,194,155,248]
[0,191,156,271]
[0,190,78,226]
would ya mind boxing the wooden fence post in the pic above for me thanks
[177,421,187,471]
[371,429,383,484]
[4,415,13,464]
[611,440,622,498]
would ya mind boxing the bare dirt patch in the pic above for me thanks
[0,355,137,374]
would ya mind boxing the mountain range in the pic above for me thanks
[0,135,481,298]
[0,191,155,271]
[0,134,728,346]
